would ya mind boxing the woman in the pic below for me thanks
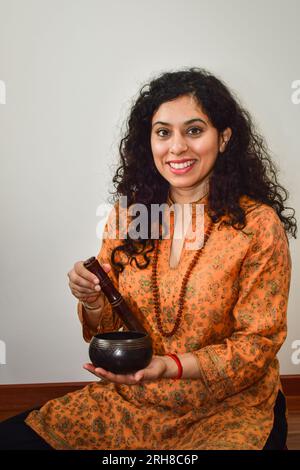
[1,67,297,450]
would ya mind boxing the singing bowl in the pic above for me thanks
[89,331,153,374]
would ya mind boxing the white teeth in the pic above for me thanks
[169,160,195,169]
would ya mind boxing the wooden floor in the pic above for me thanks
[0,395,299,449]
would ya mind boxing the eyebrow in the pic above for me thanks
[151,118,207,128]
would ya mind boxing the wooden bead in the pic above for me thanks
[151,217,214,337]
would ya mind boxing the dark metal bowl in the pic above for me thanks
[89,331,153,374]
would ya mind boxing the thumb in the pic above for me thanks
[101,263,111,273]
[134,371,144,381]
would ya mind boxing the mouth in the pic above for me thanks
[166,159,197,175]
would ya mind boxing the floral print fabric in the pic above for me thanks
[26,195,292,449]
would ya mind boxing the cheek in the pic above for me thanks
[151,140,167,163]
[192,136,218,155]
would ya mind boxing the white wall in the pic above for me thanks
[0,0,299,384]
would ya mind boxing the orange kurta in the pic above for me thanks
[26,195,292,449]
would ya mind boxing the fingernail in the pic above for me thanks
[95,285,100,291]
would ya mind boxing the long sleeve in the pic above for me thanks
[77,203,124,342]
[193,206,292,401]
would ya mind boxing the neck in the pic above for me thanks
[169,178,209,204]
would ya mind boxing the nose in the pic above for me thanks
[169,133,188,155]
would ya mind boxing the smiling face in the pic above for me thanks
[150,94,231,201]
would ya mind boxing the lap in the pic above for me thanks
[0,390,287,450]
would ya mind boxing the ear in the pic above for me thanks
[219,128,232,153]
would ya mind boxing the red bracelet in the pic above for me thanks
[166,353,183,380]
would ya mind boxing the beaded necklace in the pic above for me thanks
[151,192,214,337]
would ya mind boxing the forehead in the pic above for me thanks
[152,95,208,122]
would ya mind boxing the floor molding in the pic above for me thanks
[281,375,300,396]
[0,381,91,421]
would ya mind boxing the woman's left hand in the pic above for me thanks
[83,355,167,385]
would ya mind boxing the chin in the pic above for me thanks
[168,177,201,188]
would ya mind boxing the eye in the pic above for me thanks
[155,127,203,138]
[156,129,169,137]
[187,127,203,135]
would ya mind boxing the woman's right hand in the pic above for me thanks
[68,260,111,306]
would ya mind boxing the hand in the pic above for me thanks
[83,356,167,385]
[68,260,111,304]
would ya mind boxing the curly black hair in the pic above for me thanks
[108,67,297,273]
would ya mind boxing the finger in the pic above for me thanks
[101,263,111,273]
[79,261,111,279]
[83,364,107,380]
[70,272,100,290]
[83,364,98,377]
[69,281,101,294]
[69,261,111,290]
[71,291,100,304]
[73,290,101,302]
[134,371,144,381]
[73,261,101,285]
[95,368,141,385]
[83,363,96,372]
